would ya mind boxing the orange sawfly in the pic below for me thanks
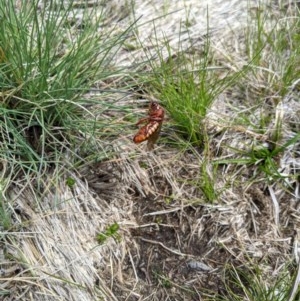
[133,101,164,149]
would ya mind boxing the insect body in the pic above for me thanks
[133,101,164,149]
[133,121,160,143]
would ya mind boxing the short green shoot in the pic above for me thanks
[66,177,76,188]
[0,193,11,231]
[200,160,217,203]
[96,222,120,245]
[153,270,172,289]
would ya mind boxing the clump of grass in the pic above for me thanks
[141,32,244,147]
[145,39,217,145]
[0,0,131,181]
[215,264,300,301]
[245,5,300,98]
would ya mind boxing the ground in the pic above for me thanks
[1,0,300,300]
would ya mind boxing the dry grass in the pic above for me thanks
[1,0,300,300]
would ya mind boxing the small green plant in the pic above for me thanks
[66,177,76,188]
[200,160,217,202]
[96,222,120,244]
[152,269,172,289]
[0,192,11,230]
[215,133,300,183]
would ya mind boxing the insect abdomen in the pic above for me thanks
[133,121,160,143]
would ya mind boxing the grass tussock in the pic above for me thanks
[0,0,131,180]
